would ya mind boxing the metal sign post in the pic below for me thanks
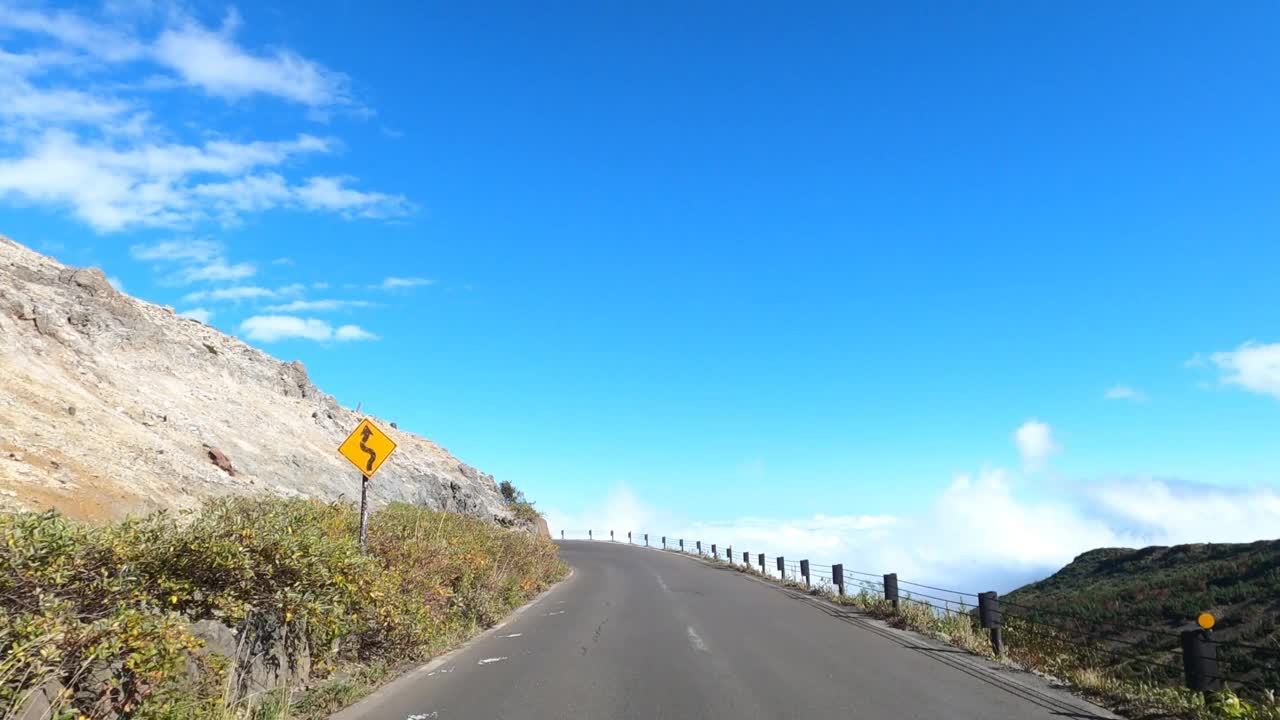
[338,418,398,554]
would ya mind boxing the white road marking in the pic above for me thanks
[478,657,509,665]
[546,610,566,616]
[686,626,708,652]
[406,714,438,720]
[655,573,670,593]
[500,632,523,638]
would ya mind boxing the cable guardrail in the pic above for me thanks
[555,527,1275,698]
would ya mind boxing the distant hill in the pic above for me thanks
[1004,540,1280,691]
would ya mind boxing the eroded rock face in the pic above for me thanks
[0,234,514,525]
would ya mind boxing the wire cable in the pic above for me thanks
[998,597,1179,639]
[897,579,980,598]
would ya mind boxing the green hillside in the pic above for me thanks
[1003,540,1280,695]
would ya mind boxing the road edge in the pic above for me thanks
[328,565,577,720]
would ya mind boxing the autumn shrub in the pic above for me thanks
[0,497,566,719]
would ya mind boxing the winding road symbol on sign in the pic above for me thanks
[339,418,397,478]
[358,426,376,472]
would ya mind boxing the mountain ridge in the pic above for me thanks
[0,234,517,526]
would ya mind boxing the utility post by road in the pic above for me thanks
[1182,613,1221,693]
[884,573,899,610]
[979,591,1004,656]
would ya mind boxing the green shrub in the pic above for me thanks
[0,498,566,719]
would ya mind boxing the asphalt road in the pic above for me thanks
[337,541,1117,720]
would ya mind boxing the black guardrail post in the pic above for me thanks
[743,551,749,565]
[611,530,614,542]
[727,546,733,562]
[758,553,765,573]
[884,573,899,610]
[628,531,632,543]
[800,560,810,588]
[645,533,649,546]
[833,564,844,596]
[696,540,702,555]
[589,529,593,540]
[712,543,717,558]
[680,539,684,552]
[978,591,1004,656]
[777,556,785,580]
[560,530,564,539]
[1181,628,1221,693]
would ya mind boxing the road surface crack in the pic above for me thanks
[581,616,609,655]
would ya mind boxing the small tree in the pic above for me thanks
[499,480,525,504]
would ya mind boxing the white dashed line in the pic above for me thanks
[500,633,523,638]
[478,657,509,665]
[655,573,670,593]
[546,610,566,616]
[686,626,708,653]
[406,714,438,720]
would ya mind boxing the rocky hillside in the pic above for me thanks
[0,234,515,525]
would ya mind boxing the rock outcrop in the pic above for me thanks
[0,235,514,525]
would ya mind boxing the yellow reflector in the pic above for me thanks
[1197,613,1215,630]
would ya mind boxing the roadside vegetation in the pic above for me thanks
[498,480,540,526]
[708,554,1280,720]
[0,497,566,719]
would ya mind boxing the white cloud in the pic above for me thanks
[0,6,407,232]
[0,6,146,62]
[239,314,378,343]
[179,307,213,323]
[376,276,433,290]
[334,324,379,341]
[265,299,376,312]
[1104,385,1146,402]
[130,238,257,286]
[0,130,335,231]
[1207,341,1280,400]
[152,9,349,107]
[295,176,411,218]
[1013,419,1058,472]
[130,239,222,263]
[175,258,256,283]
[0,78,132,124]
[182,285,276,303]
[547,475,1280,595]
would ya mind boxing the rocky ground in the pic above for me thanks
[0,234,516,526]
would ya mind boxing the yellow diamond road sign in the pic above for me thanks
[339,418,397,478]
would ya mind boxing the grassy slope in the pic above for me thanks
[0,498,566,719]
[1003,541,1280,691]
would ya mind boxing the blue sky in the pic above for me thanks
[2,1,1278,589]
